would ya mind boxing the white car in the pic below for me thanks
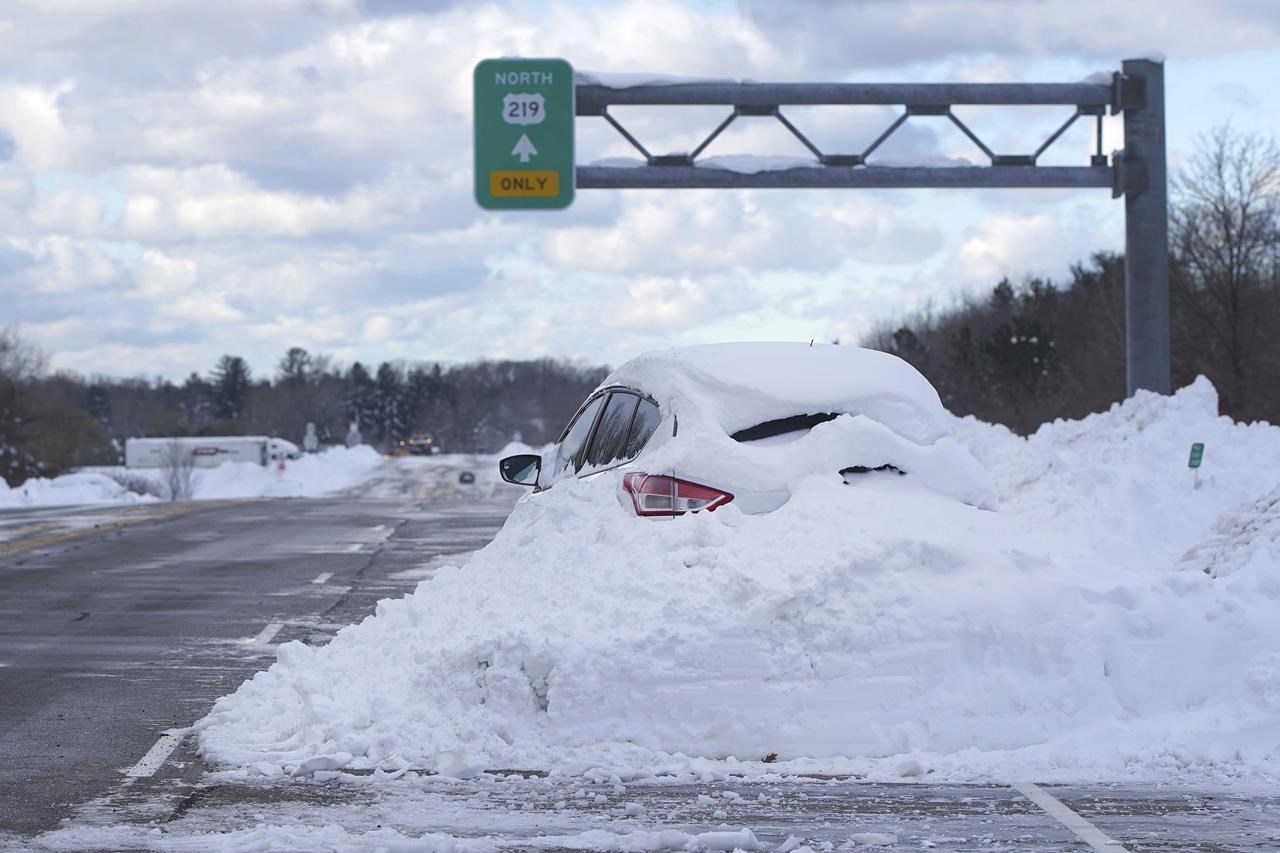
[499,342,996,515]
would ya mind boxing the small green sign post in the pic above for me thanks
[1188,442,1204,469]
[474,58,575,210]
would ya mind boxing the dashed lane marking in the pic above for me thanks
[250,622,284,645]
[311,571,334,585]
[1013,782,1130,852]
[125,729,187,778]
[345,543,363,552]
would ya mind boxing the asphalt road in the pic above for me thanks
[0,483,515,844]
[1,474,1277,850]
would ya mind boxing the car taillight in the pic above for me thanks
[622,473,734,517]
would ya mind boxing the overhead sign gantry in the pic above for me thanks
[473,58,1169,397]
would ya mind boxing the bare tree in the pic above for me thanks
[1171,125,1280,417]
[0,327,48,380]
[162,440,195,502]
[1,329,49,484]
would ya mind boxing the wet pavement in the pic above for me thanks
[0,459,517,843]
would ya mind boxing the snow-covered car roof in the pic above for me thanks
[601,341,950,446]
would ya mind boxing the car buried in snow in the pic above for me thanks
[498,342,996,517]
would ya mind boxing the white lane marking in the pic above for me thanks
[345,543,362,553]
[370,524,387,533]
[125,729,187,778]
[1013,782,1130,852]
[251,622,284,645]
[311,571,334,585]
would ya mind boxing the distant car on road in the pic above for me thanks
[499,342,995,516]
[458,471,476,485]
[393,436,437,456]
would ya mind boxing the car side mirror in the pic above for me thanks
[499,453,541,487]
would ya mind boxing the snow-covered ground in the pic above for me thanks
[0,446,386,508]
[196,377,1280,787]
[0,469,159,508]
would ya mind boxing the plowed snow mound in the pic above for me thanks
[198,378,1280,784]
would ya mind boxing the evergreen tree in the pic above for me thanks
[277,347,313,386]
[374,362,409,444]
[346,362,377,436]
[86,384,112,436]
[210,355,251,422]
[180,372,214,431]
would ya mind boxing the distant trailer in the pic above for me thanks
[124,436,300,469]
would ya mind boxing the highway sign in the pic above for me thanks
[474,58,574,210]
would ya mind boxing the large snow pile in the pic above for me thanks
[185,445,383,499]
[198,378,1280,784]
[0,470,158,508]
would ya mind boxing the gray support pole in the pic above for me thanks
[1122,58,1171,395]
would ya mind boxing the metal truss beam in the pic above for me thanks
[571,61,1169,397]
[576,82,1112,110]
[576,79,1115,188]
[577,165,1112,190]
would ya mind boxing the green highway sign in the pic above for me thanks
[474,58,575,210]
[1188,442,1204,469]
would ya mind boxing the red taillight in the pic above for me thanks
[622,473,734,517]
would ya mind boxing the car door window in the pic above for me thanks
[552,394,606,478]
[584,392,640,469]
[622,397,661,459]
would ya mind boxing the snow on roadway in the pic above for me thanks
[196,377,1280,787]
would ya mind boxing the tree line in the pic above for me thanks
[861,126,1280,433]
[1,340,607,486]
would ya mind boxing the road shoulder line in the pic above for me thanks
[125,730,188,779]
[251,622,284,645]
[1012,781,1129,852]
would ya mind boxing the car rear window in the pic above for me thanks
[623,398,661,459]
[730,412,841,443]
[585,392,640,468]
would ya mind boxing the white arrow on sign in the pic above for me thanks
[511,134,538,163]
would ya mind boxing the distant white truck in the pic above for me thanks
[124,436,301,469]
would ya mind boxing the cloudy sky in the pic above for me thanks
[2,0,1279,381]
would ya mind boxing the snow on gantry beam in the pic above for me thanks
[576,165,1114,190]
[575,82,1113,112]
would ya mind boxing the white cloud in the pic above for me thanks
[137,249,198,297]
[0,82,83,171]
[8,234,125,294]
[28,186,106,235]
[739,0,1280,73]
[953,202,1121,285]
[545,191,941,275]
